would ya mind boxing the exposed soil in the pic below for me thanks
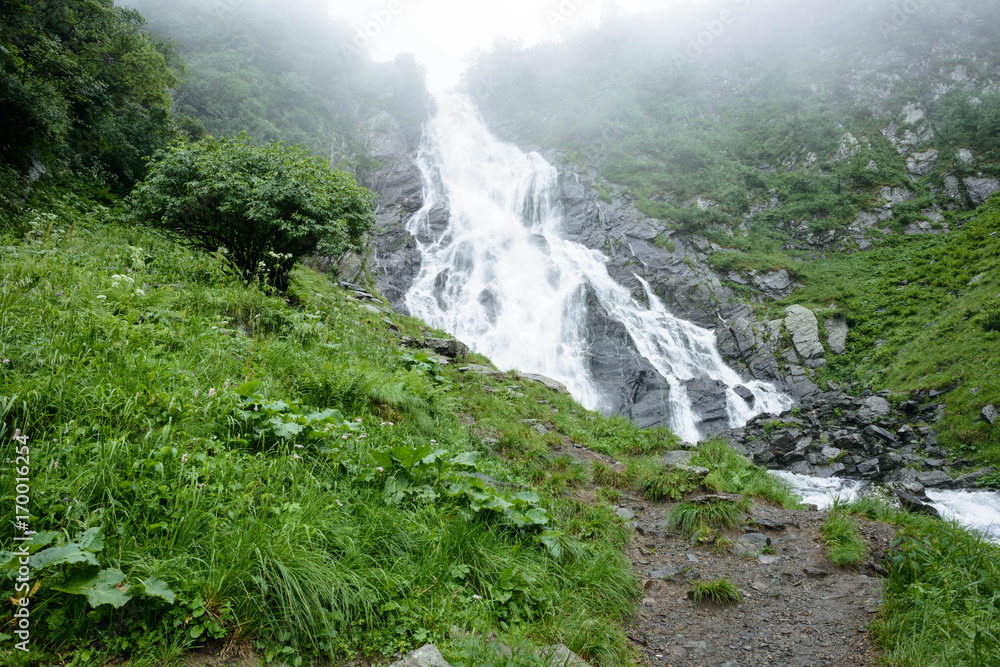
[557,437,898,667]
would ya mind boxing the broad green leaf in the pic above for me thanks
[512,491,541,504]
[271,420,304,439]
[449,451,481,468]
[30,544,99,571]
[525,508,550,526]
[74,527,104,552]
[134,577,176,604]
[234,380,263,397]
[54,568,132,608]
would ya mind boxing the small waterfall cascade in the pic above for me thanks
[404,93,791,442]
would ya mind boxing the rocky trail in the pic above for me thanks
[619,493,891,667]
[555,437,895,667]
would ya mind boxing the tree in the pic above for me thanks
[129,135,375,290]
[0,0,180,191]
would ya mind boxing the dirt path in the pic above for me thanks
[616,492,895,667]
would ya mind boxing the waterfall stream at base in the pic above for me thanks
[774,472,1000,544]
[403,93,791,442]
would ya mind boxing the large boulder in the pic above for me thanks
[963,177,1000,206]
[784,306,825,365]
[825,314,849,355]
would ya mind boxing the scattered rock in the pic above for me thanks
[732,533,771,558]
[389,645,451,667]
[857,396,891,424]
[516,372,569,393]
[825,314,849,355]
[804,567,830,578]
[982,405,998,425]
[650,567,686,581]
[424,338,470,359]
[537,644,592,667]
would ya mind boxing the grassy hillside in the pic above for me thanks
[464,0,1000,270]
[0,193,660,664]
[784,197,1000,465]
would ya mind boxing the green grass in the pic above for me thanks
[692,438,803,508]
[667,499,744,540]
[820,507,868,568]
[788,198,1000,464]
[0,199,645,665]
[841,499,1000,666]
[690,578,743,607]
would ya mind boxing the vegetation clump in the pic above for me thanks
[129,135,375,290]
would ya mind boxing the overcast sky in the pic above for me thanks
[326,0,698,90]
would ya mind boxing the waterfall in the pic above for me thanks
[404,93,791,442]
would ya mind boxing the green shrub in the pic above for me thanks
[129,135,375,290]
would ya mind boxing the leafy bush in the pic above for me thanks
[129,135,375,290]
[667,498,744,539]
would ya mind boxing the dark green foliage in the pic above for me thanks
[0,0,179,194]
[128,135,375,290]
[129,0,430,178]
[667,499,743,539]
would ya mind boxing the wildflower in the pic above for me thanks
[61,498,69,503]
[224,380,230,391]
[135,393,139,401]
[12,429,28,445]
[135,289,144,296]
[197,483,205,488]
[53,462,58,470]
[355,418,363,423]
[336,500,343,507]
[430,439,437,444]
[294,444,304,449]
[96,295,106,300]
[376,467,384,472]
[472,595,482,600]
[181,454,188,463]
[195,389,199,398]
[293,453,301,460]
[208,387,216,398]
[342,434,349,440]
[2,359,9,363]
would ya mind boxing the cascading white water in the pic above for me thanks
[404,93,791,441]
[775,472,1000,544]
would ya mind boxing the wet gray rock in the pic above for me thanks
[732,533,771,558]
[981,405,998,425]
[784,306,825,364]
[906,149,938,177]
[916,470,954,488]
[685,378,734,436]
[858,396,892,424]
[964,177,1000,206]
[825,315,849,355]
[389,645,451,667]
